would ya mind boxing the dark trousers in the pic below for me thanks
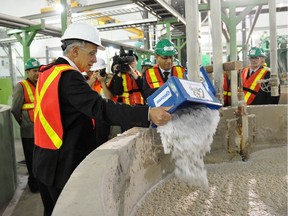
[21,137,38,190]
[37,181,62,216]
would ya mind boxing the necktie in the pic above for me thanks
[248,70,254,79]
[163,71,169,82]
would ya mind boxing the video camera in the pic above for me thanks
[111,47,135,73]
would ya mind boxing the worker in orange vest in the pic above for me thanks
[108,50,145,132]
[222,55,240,106]
[87,57,112,99]
[11,57,40,193]
[241,47,280,105]
[33,22,172,215]
[87,57,112,145]
[141,58,154,74]
[142,38,186,100]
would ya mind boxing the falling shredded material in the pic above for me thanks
[157,106,220,190]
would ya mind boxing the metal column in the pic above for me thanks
[210,0,223,102]
[185,0,200,82]
[268,0,280,97]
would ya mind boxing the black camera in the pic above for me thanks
[99,68,106,77]
[111,47,135,73]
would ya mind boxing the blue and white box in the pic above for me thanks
[147,76,222,113]
[199,66,217,96]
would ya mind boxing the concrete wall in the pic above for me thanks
[0,105,17,209]
[53,104,287,216]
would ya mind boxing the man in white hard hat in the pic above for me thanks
[87,57,112,146]
[87,57,112,99]
[33,22,172,215]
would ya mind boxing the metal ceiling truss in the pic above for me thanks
[133,0,186,35]
[96,18,157,31]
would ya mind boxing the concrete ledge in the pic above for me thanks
[53,128,173,216]
[0,104,17,209]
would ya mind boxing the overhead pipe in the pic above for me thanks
[0,13,61,37]
[244,5,262,47]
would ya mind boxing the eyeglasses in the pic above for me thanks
[159,56,173,61]
[249,57,260,60]
[79,47,97,58]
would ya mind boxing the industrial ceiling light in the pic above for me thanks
[55,3,64,13]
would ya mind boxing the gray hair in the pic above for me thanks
[62,40,86,55]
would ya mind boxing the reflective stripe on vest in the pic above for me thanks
[223,74,231,106]
[92,80,104,96]
[119,72,144,105]
[172,66,185,78]
[34,64,75,150]
[19,79,35,122]
[223,91,232,96]
[146,65,185,89]
[242,67,267,105]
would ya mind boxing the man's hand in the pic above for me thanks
[95,72,106,83]
[149,106,173,126]
[128,65,139,79]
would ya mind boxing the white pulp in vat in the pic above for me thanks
[157,106,220,190]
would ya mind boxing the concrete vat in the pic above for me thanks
[53,104,287,216]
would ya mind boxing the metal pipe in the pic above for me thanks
[8,44,17,87]
[0,13,61,37]
[185,0,200,81]
[268,0,280,97]
[210,0,223,103]
[228,5,238,107]
[245,5,262,47]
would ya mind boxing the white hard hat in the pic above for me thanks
[61,22,105,50]
[90,57,107,71]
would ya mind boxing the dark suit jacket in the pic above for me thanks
[33,57,150,189]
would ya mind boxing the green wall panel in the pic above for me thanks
[0,78,13,105]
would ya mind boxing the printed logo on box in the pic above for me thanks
[154,86,172,106]
[179,79,213,101]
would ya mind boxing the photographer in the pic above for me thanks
[88,57,112,99]
[85,57,112,145]
[108,48,145,132]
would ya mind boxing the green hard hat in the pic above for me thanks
[154,38,176,56]
[173,58,181,66]
[248,47,265,58]
[25,58,41,70]
[141,58,153,67]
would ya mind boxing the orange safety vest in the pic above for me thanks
[223,74,231,106]
[19,79,36,122]
[241,67,268,105]
[34,64,75,150]
[91,79,103,95]
[118,71,144,105]
[145,65,185,89]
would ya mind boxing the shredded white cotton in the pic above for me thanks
[157,106,220,191]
